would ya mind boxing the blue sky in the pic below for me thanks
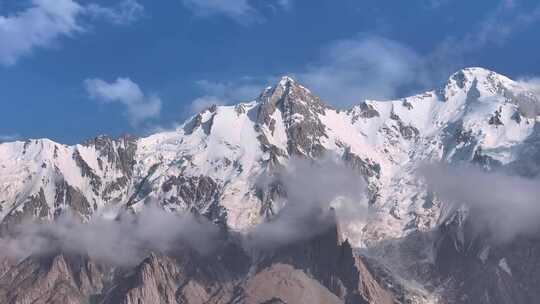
[1,0,540,144]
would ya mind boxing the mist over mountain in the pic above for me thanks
[2,67,540,303]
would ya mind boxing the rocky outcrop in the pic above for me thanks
[432,210,540,304]
[84,134,138,178]
[0,214,394,304]
[54,181,94,219]
[256,76,329,158]
[1,188,50,234]
[0,254,109,304]
[264,214,395,304]
[241,263,343,304]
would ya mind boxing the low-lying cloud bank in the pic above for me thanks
[420,163,540,243]
[0,206,220,266]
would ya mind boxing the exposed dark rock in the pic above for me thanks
[402,100,414,110]
[0,254,110,304]
[202,113,216,135]
[489,108,504,126]
[472,147,502,169]
[352,103,380,123]
[126,163,161,207]
[162,175,226,225]
[234,103,246,115]
[83,134,137,178]
[441,120,478,162]
[1,188,49,234]
[452,70,467,89]
[256,179,286,218]
[256,77,329,158]
[72,149,102,195]
[465,79,481,104]
[54,181,93,219]
[342,147,381,180]
[183,113,204,135]
[390,112,419,140]
[102,176,129,201]
[511,111,522,124]
[433,212,539,304]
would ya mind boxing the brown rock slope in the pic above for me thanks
[0,220,395,304]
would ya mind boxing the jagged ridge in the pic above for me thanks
[1,67,539,303]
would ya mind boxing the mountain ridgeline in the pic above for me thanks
[1,68,540,303]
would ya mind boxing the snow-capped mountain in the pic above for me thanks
[1,67,534,235]
[1,67,539,303]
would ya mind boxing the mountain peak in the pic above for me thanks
[278,75,297,86]
[257,75,326,111]
[447,67,514,87]
[441,67,517,101]
[274,75,312,94]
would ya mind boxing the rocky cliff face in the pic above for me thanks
[0,254,110,304]
[1,67,540,303]
[260,213,394,304]
[0,216,392,304]
[431,198,540,304]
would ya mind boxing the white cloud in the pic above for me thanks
[420,163,540,243]
[188,79,263,114]
[518,77,540,96]
[433,0,540,62]
[179,0,540,110]
[86,0,145,25]
[0,205,220,266]
[516,78,540,117]
[0,0,84,66]
[277,0,292,10]
[189,96,225,114]
[84,77,161,126]
[292,0,540,106]
[0,0,144,66]
[248,157,367,249]
[297,35,431,106]
[181,0,291,23]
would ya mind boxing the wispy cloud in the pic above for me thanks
[0,134,20,142]
[0,205,220,266]
[297,35,430,106]
[181,0,291,23]
[475,0,540,46]
[420,163,540,243]
[432,0,540,65]
[86,0,145,25]
[518,77,540,97]
[0,0,84,66]
[188,78,263,114]
[84,77,162,126]
[182,0,540,110]
[0,0,144,66]
[292,0,540,106]
[276,0,293,10]
[247,157,368,249]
